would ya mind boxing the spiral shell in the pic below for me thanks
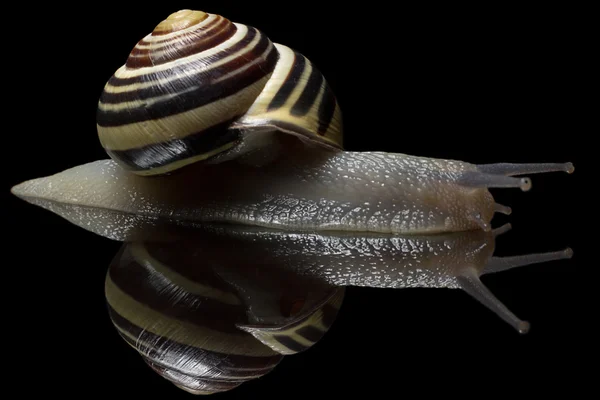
[97,10,343,176]
[105,240,343,394]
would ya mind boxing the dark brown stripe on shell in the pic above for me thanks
[106,119,242,171]
[108,305,283,375]
[317,83,337,135]
[129,15,224,54]
[106,26,256,88]
[101,27,265,105]
[108,258,247,333]
[126,17,236,68]
[97,32,279,127]
[290,61,324,116]
[266,52,306,111]
[271,335,309,353]
[296,325,326,343]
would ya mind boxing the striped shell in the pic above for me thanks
[106,241,344,395]
[97,10,343,176]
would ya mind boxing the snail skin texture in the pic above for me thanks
[11,11,574,328]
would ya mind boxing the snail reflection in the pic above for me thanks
[107,224,570,395]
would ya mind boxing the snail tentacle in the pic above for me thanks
[455,246,573,333]
[493,203,512,215]
[457,270,531,334]
[457,171,533,191]
[458,162,574,191]
[476,162,575,176]
[492,222,513,237]
[483,248,574,275]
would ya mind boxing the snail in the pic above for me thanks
[10,8,575,333]
[11,9,574,238]
[107,239,344,395]
[106,224,569,394]
[7,10,577,395]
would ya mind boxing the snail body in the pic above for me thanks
[11,9,573,236]
[10,142,572,238]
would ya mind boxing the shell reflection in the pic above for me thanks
[105,224,570,394]
[106,238,343,395]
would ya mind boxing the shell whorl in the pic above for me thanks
[97,10,343,176]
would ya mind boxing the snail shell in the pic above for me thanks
[97,10,343,175]
[106,240,343,394]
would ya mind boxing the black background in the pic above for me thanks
[5,1,589,398]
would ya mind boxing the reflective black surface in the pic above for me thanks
[5,1,587,397]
